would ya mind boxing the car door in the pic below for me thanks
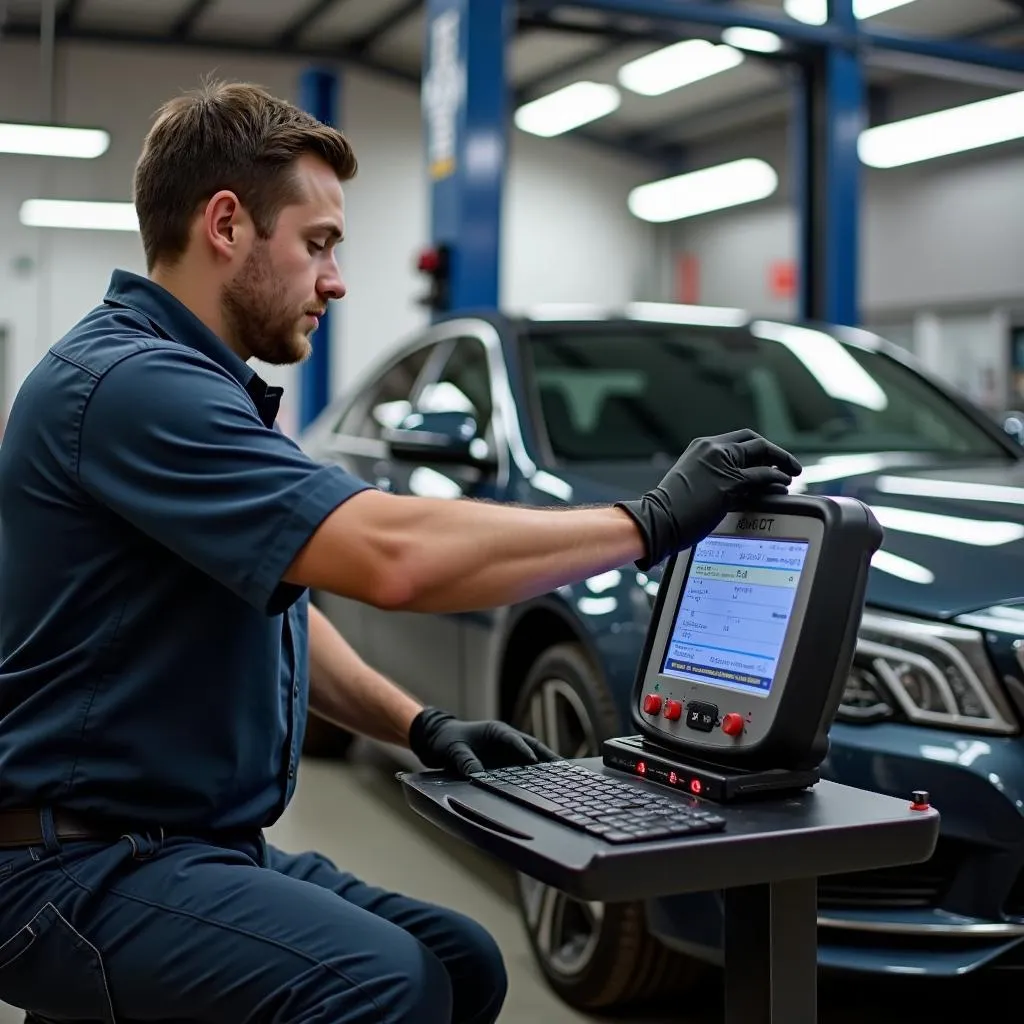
[368,333,505,714]
[312,343,435,664]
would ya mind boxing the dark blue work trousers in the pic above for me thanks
[0,820,507,1023]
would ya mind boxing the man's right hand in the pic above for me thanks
[615,429,802,570]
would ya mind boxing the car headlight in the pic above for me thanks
[838,612,1018,735]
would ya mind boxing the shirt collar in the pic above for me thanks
[103,269,283,428]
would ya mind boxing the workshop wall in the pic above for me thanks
[660,120,1024,321]
[0,40,653,430]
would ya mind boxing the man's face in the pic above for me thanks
[221,154,346,366]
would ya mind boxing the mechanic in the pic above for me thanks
[0,81,802,1024]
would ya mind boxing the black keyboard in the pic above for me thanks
[468,761,726,844]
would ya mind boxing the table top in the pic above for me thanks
[399,757,941,902]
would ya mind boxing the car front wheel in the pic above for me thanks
[510,642,706,1011]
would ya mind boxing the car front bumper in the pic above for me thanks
[647,721,1024,976]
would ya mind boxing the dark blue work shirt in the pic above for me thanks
[0,270,370,832]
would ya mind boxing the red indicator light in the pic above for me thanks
[668,771,678,785]
[417,248,441,273]
[636,761,647,775]
[690,778,703,795]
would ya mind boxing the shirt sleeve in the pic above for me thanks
[77,345,373,615]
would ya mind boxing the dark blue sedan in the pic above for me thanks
[301,305,1024,1012]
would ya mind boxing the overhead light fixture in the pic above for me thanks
[859,90,1024,168]
[618,39,745,97]
[628,158,778,223]
[0,122,110,159]
[514,81,621,137]
[785,0,917,24]
[19,199,139,232]
[720,27,784,53]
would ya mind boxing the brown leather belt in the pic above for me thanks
[0,808,115,849]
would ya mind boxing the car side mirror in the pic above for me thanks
[383,410,496,469]
[1002,410,1024,445]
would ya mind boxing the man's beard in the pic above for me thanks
[221,243,314,366]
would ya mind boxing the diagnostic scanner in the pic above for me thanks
[603,494,883,799]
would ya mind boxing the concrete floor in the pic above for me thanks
[0,744,1015,1022]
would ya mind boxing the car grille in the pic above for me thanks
[818,839,963,910]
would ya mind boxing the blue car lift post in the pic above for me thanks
[299,67,341,431]
[407,1,1024,1020]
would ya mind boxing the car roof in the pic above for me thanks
[432,304,900,359]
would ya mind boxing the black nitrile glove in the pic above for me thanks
[616,429,803,571]
[409,706,561,777]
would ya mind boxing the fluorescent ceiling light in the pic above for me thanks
[751,321,889,411]
[720,27,783,53]
[785,0,916,24]
[514,81,620,137]
[626,301,749,328]
[0,122,109,159]
[618,39,744,97]
[19,199,139,232]
[628,158,778,223]
[859,91,1024,169]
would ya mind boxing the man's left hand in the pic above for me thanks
[409,706,561,777]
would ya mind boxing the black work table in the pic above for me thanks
[399,756,940,1024]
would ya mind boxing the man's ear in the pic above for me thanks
[202,190,250,262]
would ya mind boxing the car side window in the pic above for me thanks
[415,337,494,438]
[337,346,433,440]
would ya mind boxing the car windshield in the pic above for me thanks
[522,323,1009,463]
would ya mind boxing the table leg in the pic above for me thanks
[723,877,818,1024]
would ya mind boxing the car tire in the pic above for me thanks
[510,642,706,1011]
[301,710,356,760]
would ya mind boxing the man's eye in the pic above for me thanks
[308,241,326,253]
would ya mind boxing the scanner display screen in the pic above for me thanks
[661,535,809,697]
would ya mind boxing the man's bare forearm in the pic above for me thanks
[306,602,423,746]
[287,491,646,614]
[400,501,644,612]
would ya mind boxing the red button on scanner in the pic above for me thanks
[722,713,745,737]
[643,694,662,715]
[664,700,683,721]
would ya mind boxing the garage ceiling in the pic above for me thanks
[2,0,1023,166]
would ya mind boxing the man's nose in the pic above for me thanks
[319,265,346,301]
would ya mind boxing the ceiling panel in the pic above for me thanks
[192,0,301,42]
[369,4,424,72]
[872,0,1017,36]
[509,30,614,87]
[297,0,411,46]
[76,0,191,33]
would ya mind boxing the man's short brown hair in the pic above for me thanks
[133,79,358,271]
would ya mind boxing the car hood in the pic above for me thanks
[538,453,1024,620]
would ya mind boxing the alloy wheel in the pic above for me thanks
[513,675,607,978]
